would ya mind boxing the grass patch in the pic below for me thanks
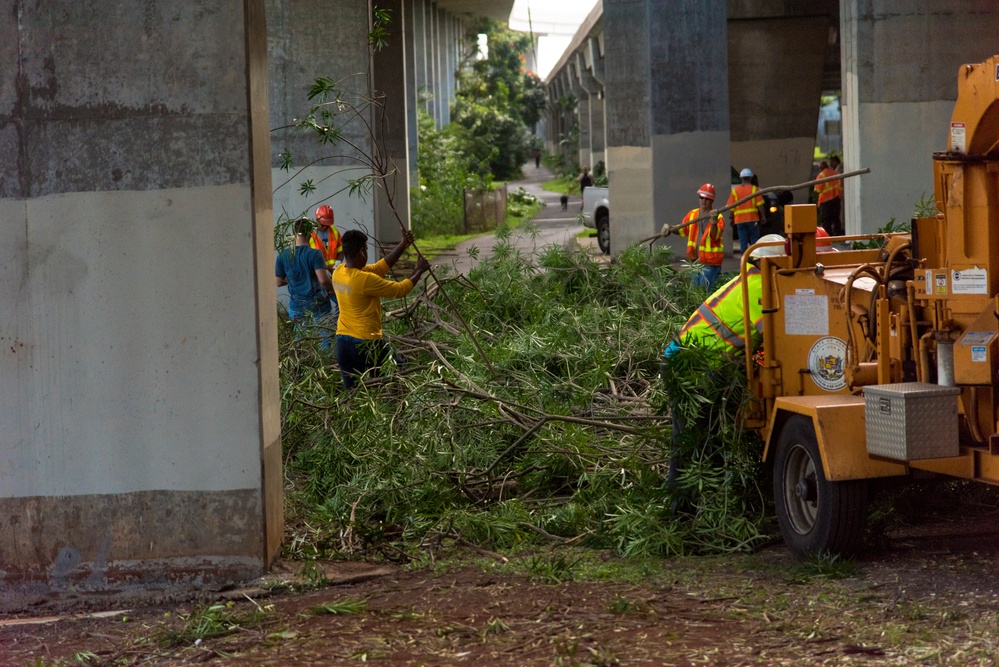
[542,176,580,195]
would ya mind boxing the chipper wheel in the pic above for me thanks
[773,415,869,558]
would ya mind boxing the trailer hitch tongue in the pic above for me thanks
[795,477,817,503]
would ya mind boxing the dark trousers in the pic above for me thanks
[336,335,391,390]
[820,198,843,237]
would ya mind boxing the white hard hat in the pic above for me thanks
[739,168,754,178]
[750,233,786,258]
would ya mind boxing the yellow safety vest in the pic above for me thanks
[678,268,763,354]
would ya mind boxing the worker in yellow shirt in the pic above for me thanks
[332,229,430,389]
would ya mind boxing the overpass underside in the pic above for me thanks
[544,0,999,256]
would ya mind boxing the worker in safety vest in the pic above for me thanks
[659,233,786,511]
[814,159,843,237]
[726,168,764,256]
[663,233,787,360]
[661,184,725,290]
[310,204,343,271]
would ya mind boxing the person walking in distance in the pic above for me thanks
[727,168,764,256]
[661,184,726,290]
[333,229,430,390]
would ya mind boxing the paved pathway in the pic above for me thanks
[427,165,744,277]
[431,163,604,276]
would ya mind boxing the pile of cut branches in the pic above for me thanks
[280,239,773,562]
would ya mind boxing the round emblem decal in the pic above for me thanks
[807,337,847,391]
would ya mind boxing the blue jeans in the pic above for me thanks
[736,222,761,256]
[336,335,392,389]
[694,264,722,291]
[291,307,337,351]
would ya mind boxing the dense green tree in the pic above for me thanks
[451,19,546,180]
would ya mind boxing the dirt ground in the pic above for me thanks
[5,507,999,666]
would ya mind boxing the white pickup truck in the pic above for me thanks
[581,186,610,255]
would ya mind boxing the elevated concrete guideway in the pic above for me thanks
[541,0,999,257]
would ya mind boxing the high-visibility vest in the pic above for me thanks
[310,226,342,270]
[678,268,763,354]
[815,168,841,204]
[727,184,762,223]
[679,208,725,266]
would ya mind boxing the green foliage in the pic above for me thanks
[156,602,271,648]
[850,218,912,250]
[308,598,369,616]
[411,108,490,237]
[451,20,545,179]
[527,551,585,584]
[281,242,772,561]
[786,551,858,582]
[369,7,391,51]
[913,192,940,218]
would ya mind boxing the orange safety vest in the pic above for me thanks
[310,226,342,270]
[727,184,762,224]
[815,168,841,204]
[679,208,725,266]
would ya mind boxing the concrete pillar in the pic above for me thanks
[267,0,373,235]
[442,14,455,126]
[0,0,279,605]
[372,0,411,248]
[727,14,831,190]
[841,0,999,234]
[576,53,602,171]
[414,0,429,112]
[570,62,591,169]
[406,2,420,183]
[587,37,607,170]
[431,7,443,126]
[605,0,731,256]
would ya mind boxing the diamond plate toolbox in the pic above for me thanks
[863,382,961,460]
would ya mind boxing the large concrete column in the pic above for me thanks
[0,0,279,605]
[841,0,999,234]
[727,12,832,189]
[406,1,420,183]
[586,37,606,169]
[372,0,411,247]
[605,0,731,256]
[414,0,430,113]
[570,62,591,170]
[267,0,373,234]
[576,53,601,171]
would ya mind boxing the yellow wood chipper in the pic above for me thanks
[741,55,999,557]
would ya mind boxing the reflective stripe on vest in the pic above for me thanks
[729,184,762,223]
[310,227,342,269]
[682,209,725,266]
[816,169,841,204]
[678,270,763,354]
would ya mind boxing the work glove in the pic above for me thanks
[660,223,674,237]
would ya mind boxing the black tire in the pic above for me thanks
[596,212,610,255]
[773,415,868,558]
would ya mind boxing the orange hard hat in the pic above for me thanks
[815,226,832,247]
[315,205,335,226]
[696,184,716,201]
